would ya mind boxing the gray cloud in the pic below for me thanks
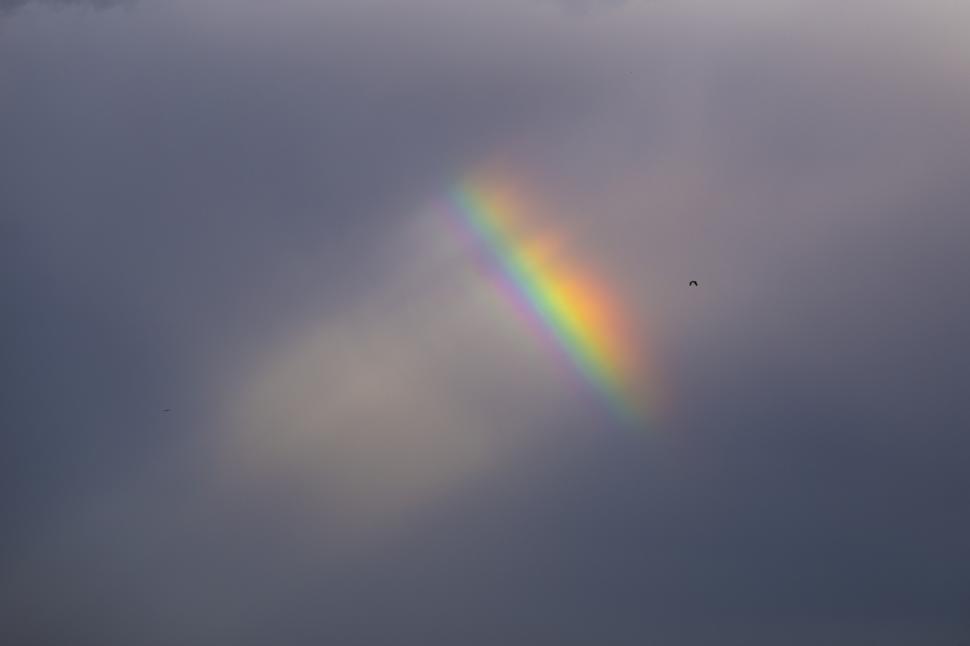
[2,1,970,644]
[0,0,124,14]
[545,0,631,15]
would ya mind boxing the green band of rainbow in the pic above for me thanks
[447,176,648,426]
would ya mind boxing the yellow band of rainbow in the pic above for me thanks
[446,173,649,427]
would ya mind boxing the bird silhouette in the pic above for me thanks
[689,280,698,287]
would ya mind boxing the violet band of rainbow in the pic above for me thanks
[446,176,648,426]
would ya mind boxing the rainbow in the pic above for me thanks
[444,169,650,427]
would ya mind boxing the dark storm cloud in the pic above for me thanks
[3,1,970,645]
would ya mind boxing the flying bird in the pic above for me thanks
[689,280,698,287]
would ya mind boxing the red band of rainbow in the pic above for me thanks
[445,173,650,427]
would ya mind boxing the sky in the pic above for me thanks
[2,0,970,644]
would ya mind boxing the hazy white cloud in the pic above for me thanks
[211,211,575,532]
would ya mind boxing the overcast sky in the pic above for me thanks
[3,1,970,644]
